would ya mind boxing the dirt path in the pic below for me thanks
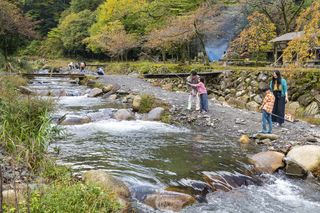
[100,75,320,147]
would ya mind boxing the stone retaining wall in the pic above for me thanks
[147,70,320,119]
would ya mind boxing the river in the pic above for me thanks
[28,76,320,213]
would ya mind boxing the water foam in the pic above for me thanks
[58,95,105,107]
[65,120,189,136]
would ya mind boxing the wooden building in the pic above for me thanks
[270,31,320,66]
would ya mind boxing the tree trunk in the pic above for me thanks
[194,22,210,65]
[162,49,166,62]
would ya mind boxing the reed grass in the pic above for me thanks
[0,75,57,169]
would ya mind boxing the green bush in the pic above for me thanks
[18,40,42,56]
[28,181,120,213]
[139,94,156,113]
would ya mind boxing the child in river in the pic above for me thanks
[259,86,275,134]
[187,77,208,113]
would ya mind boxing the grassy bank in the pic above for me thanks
[0,75,120,212]
[0,75,56,169]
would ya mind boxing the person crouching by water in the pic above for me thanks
[270,70,288,126]
[188,77,208,113]
[97,67,105,75]
[259,86,275,134]
[187,70,200,111]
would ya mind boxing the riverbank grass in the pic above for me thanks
[0,75,56,169]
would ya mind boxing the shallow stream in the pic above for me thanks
[29,77,320,212]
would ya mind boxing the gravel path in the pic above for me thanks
[100,75,320,146]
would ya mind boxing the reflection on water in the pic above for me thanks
[29,77,320,212]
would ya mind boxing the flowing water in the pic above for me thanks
[29,77,320,213]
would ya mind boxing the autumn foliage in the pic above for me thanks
[283,1,320,65]
[229,12,276,60]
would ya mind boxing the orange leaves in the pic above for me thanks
[283,1,320,64]
[230,12,276,58]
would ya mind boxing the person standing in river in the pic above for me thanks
[270,70,288,126]
[187,70,200,111]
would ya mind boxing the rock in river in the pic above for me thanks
[132,95,142,112]
[203,171,262,192]
[87,88,103,97]
[147,107,165,121]
[253,133,279,141]
[248,151,285,173]
[239,135,251,144]
[114,109,133,121]
[286,145,320,177]
[143,191,196,212]
[83,170,131,209]
[59,115,91,125]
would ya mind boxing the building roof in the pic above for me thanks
[270,31,304,43]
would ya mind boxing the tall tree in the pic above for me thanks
[229,12,276,60]
[283,1,320,64]
[0,0,37,66]
[19,0,70,36]
[85,21,138,60]
[144,3,224,64]
[59,10,95,55]
[249,0,307,34]
[70,0,104,13]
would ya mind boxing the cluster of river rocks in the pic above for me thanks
[3,72,319,212]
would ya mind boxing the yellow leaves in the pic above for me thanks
[284,1,320,65]
[59,13,79,31]
[85,21,138,57]
[96,0,146,24]
[231,12,276,57]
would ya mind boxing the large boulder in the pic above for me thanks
[285,159,308,177]
[102,84,113,93]
[286,102,301,115]
[248,151,285,173]
[143,191,196,212]
[83,170,131,208]
[258,73,268,81]
[298,94,314,107]
[286,145,320,177]
[87,88,103,97]
[254,95,263,104]
[304,101,319,116]
[114,109,133,121]
[132,95,142,112]
[246,101,260,112]
[258,82,268,90]
[203,172,262,192]
[227,97,246,109]
[59,115,91,125]
[147,107,165,121]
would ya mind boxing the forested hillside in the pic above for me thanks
[0,0,318,67]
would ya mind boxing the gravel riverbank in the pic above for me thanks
[99,75,320,151]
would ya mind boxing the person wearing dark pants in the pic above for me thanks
[259,86,275,133]
[188,77,208,113]
[200,93,208,113]
[270,70,288,126]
